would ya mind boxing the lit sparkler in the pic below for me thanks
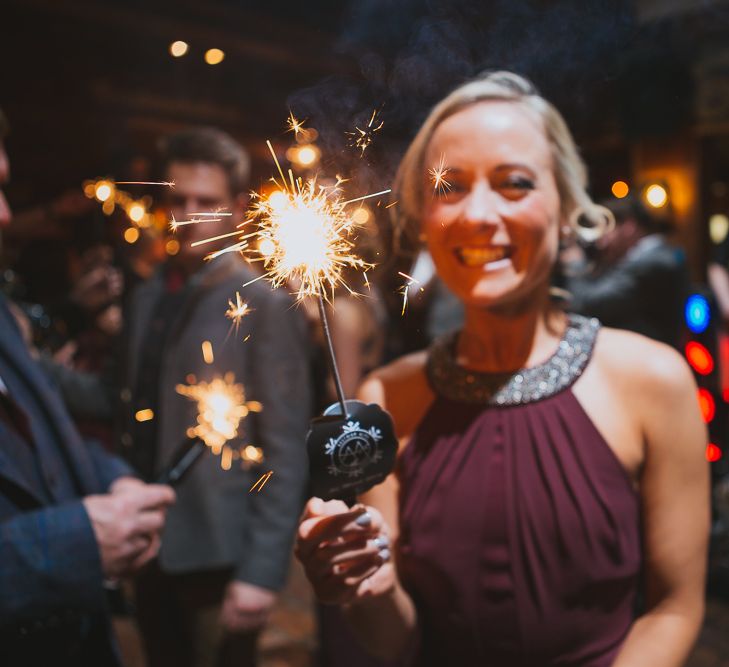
[182,117,391,418]
[176,371,263,469]
[429,154,452,196]
[243,141,390,415]
[347,108,384,157]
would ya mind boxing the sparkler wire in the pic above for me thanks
[317,294,348,418]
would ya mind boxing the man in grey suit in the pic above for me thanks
[120,127,311,666]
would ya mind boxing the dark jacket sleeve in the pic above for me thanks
[84,439,136,491]
[0,500,106,623]
[234,291,312,590]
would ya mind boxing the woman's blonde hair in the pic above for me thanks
[392,71,612,247]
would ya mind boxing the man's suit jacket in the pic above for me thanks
[122,254,311,591]
[0,294,132,664]
[567,234,689,348]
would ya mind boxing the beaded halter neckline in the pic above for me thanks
[426,313,600,406]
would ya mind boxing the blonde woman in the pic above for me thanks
[296,72,708,666]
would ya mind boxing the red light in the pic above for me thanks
[706,443,723,462]
[685,342,714,375]
[698,389,716,423]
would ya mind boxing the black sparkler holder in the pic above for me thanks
[156,436,208,486]
[306,399,397,502]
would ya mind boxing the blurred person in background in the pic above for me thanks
[121,127,311,667]
[563,193,689,348]
[0,106,175,666]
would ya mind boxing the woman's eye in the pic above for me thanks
[503,176,535,190]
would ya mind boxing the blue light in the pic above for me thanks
[685,294,710,333]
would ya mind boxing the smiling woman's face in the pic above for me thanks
[422,100,562,309]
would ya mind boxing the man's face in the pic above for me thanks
[165,161,244,261]
[0,143,11,228]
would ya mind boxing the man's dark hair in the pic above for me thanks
[604,193,669,233]
[158,127,250,196]
[0,107,8,141]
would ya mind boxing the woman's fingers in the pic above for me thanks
[297,504,382,559]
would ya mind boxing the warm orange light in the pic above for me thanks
[685,341,714,375]
[95,181,113,202]
[644,184,668,208]
[706,443,723,462]
[286,143,321,168]
[128,202,146,223]
[352,206,371,225]
[611,181,629,199]
[697,388,716,423]
[124,227,140,244]
[169,40,189,57]
[165,239,180,255]
[135,408,154,422]
[204,48,225,65]
[202,340,214,364]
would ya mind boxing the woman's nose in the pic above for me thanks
[462,182,501,227]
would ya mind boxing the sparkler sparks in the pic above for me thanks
[115,181,175,187]
[347,108,384,157]
[429,154,452,196]
[249,470,273,493]
[286,111,306,136]
[242,141,389,301]
[225,291,252,331]
[176,372,263,462]
[398,271,424,316]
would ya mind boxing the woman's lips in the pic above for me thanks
[453,245,514,269]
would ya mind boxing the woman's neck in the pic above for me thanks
[457,290,566,373]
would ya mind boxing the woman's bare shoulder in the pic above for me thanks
[358,351,429,404]
[357,351,434,437]
[593,326,695,397]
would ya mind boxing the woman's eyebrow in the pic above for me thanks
[491,163,537,175]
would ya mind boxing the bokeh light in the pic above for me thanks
[351,207,371,225]
[698,388,716,423]
[685,341,714,375]
[124,227,140,244]
[128,202,146,223]
[706,443,723,462]
[95,181,113,202]
[710,213,729,245]
[644,184,668,208]
[611,180,629,199]
[204,48,225,65]
[169,40,189,57]
[685,294,710,334]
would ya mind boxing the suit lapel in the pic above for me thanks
[0,299,101,496]
[0,421,46,507]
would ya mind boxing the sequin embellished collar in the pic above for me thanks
[426,314,600,406]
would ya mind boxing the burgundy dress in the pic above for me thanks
[396,315,641,666]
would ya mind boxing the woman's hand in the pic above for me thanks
[296,497,394,605]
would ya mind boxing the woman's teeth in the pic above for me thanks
[455,246,511,268]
